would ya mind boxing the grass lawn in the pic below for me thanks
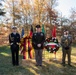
[0,46,76,75]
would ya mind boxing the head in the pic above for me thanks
[66,30,69,35]
[63,31,69,37]
[12,26,17,33]
[63,31,67,35]
[36,25,41,33]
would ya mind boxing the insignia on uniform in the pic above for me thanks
[41,33,43,36]
[68,36,71,39]
[34,33,37,36]
[10,35,14,41]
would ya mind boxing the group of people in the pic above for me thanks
[9,25,72,67]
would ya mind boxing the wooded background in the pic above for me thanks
[0,0,76,45]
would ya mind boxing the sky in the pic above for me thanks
[56,0,76,17]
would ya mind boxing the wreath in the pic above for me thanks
[45,38,60,53]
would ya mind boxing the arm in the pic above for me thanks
[17,33,20,45]
[41,33,45,45]
[61,36,64,47]
[9,34,13,45]
[32,33,37,46]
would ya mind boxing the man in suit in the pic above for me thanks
[32,25,45,66]
[61,30,72,66]
[9,26,20,66]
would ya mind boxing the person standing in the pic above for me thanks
[9,26,20,66]
[61,31,72,66]
[32,25,45,66]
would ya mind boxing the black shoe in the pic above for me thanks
[68,64,72,67]
[16,64,19,66]
[13,65,15,66]
[62,64,65,66]
[13,64,15,66]
[35,64,39,66]
[61,63,65,66]
[39,65,42,67]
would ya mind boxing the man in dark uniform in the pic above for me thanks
[61,30,72,66]
[32,25,45,66]
[9,26,20,66]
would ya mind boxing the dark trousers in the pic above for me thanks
[62,48,71,65]
[11,45,19,66]
[35,49,42,65]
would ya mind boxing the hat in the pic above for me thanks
[11,26,17,29]
[36,25,41,28]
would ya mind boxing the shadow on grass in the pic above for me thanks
[0,46,35,75]
[20,46,76,75]
[21,58,76,75]
[72,53,76,57]
[72,44,76,48]
[0,46,76,75]
[43,60,76,75]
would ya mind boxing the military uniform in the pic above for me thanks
[32,25,45,66]
[9,27,20,66]
[61,34,72,66]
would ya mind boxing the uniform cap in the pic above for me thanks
[36,25,41,28]
[11,26,17,29]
